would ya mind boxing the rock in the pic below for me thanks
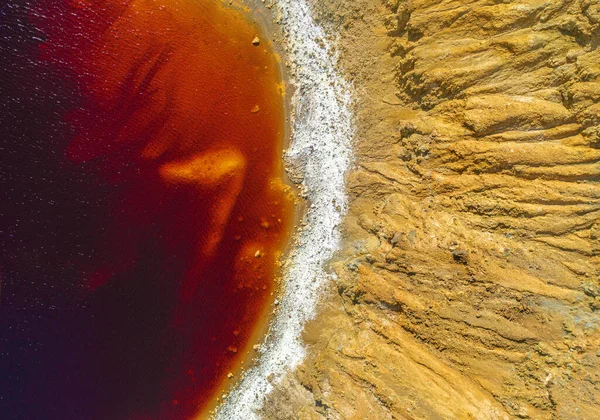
[452,250,469,265]
[263,0,600,419]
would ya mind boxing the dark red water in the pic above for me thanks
[0,0,292,418]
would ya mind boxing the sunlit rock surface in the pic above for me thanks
[264,0,600,418]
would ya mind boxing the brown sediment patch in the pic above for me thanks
[0,0,295,418]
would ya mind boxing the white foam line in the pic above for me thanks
[215,0,353,418]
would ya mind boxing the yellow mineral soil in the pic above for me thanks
[264,0,600,418]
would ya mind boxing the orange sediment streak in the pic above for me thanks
[11,0,292,418]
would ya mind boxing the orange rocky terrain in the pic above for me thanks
[262,0,600,418]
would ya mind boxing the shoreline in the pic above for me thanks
[213,0,354,418]
[198,1,298,417]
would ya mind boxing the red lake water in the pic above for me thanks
[0,0,292,418]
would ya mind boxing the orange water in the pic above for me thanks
[0,0,292,418]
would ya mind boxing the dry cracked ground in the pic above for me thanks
[263,0,600,419]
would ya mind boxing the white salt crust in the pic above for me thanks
[215,1,353,419]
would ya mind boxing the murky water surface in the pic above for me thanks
[0,0,292,418]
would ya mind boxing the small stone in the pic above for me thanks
[227,372,234,379]
[566,49,580,63]
[452,250,469,265]
[252,36,260,46]
[390,231,403,245]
